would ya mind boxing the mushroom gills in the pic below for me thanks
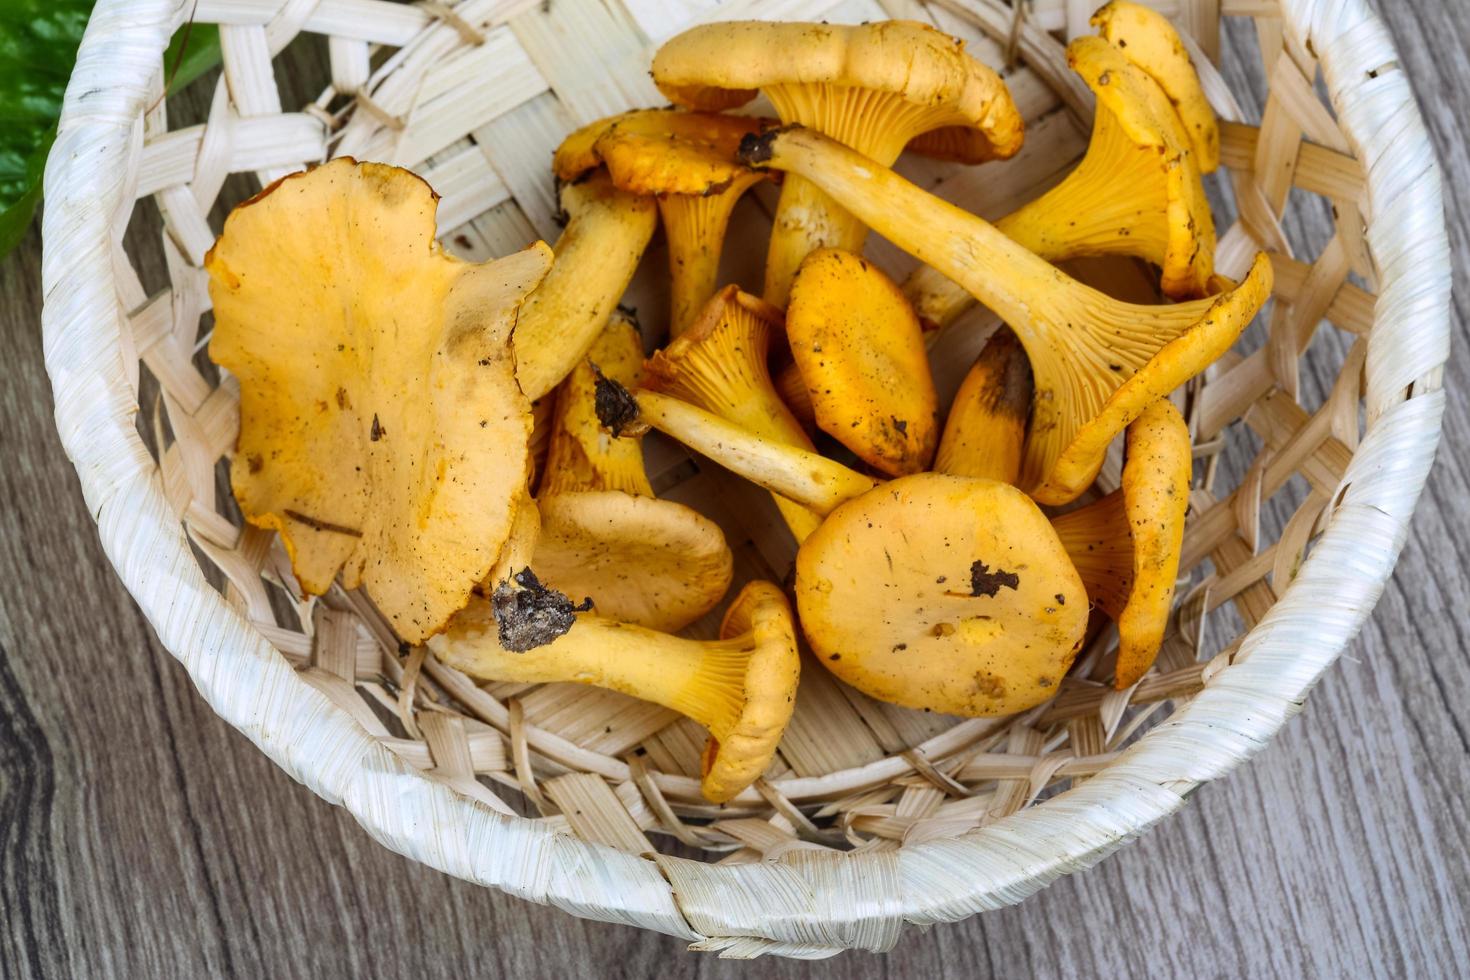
[902,28,1219,330]
[643,285,827,541]
[739,124,1270,505]
[1049,398,1192,689]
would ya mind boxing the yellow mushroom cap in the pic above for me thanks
[596,130,766,198]
[698,581,802,803]
[1091,1,1220,173]
[786,248,938,476]
[1052,399,1192,689]
[553,108,769,187]
[553,109,772,338]
[652,20,1024,164]
[532,491,732,633]
[795,473,1088,717]
[934,327,1033,483]
[207,159,551,642]
[1066,36,1214,299]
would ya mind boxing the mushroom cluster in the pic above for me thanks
[208,4,1268,805]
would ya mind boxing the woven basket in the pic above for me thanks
[41,0,1449,959]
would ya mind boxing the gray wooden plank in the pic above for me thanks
[1,1,1468,977]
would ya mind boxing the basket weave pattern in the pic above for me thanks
[41,0,1449,958]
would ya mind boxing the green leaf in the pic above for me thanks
[163,22,220,93]
[0,3,222,261]
[0,0,91,257]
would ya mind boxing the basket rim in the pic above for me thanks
[39,0,1451,957]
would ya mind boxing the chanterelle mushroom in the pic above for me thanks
[903,32,1217,333]
[539,312,654,499]
[597,381,1088,716]
[797,473,1087,716]
[933,327,1033,484]
[738,125,1271,505]
[1002,37,1214,298]
[554,109,772,338]
[785,248,938,476]
[652,20,1023,306]
[513,171,657,401]
[1092,0,1220,174]
[642,285,825,542]
[533,315,732,632]
[430,580,800,803]
[1050,398,1191,689]
[600,384,880,516]
[206,159,552,643]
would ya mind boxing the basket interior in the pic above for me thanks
[125,0,1375,862]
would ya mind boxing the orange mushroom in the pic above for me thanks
[739,125,1270,505]
[207,159,551,642]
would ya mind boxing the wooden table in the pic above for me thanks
[3,4,1467,976]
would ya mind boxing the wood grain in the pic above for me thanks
[2,3,1468,976]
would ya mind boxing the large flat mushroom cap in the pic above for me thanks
[207,158,551,642]
[532,491,733,633]
[652,20,1024,163]
[795,473,1088,717]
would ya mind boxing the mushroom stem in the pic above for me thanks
[631,389,878,515]
[514,173,657,401]
[739,126,1269,504]
[440,614,749,731]
[600,376,876,514]
[432,580,799,802]
[762,173,870,308]
[660,173,766,336]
